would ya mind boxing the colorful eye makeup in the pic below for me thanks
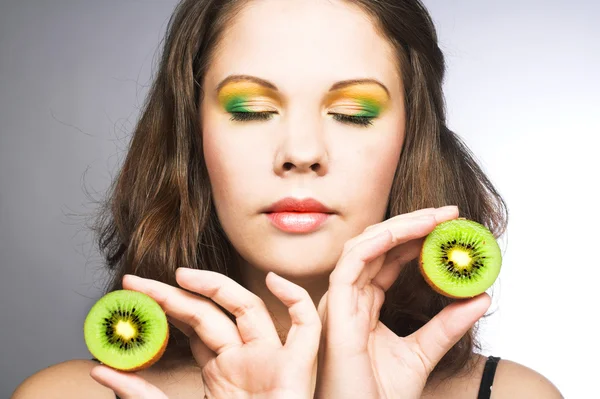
[215,77,390,127]
[217,81,281,113]
[325,83,390,118]
[325,83,390,127]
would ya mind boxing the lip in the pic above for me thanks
[263,197,335,214]
[266,212,331,233]
[263,197,334,233]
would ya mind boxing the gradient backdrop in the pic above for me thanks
[1,1,598,397]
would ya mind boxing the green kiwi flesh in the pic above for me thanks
[419,219,502,298]
[84,290,169,371]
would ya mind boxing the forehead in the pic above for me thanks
[204,0,400,94]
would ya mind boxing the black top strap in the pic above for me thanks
[477,355,501,399]
[90,358,121,399]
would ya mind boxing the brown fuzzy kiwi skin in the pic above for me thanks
[419,246,473,300]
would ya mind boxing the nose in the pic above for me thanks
[273,113,329,176]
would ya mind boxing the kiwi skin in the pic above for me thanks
[84,290,170,372]
[418,218,501,299]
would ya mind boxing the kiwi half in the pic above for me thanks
[84,290,169,371]
[419,218,502,298]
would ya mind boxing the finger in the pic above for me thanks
[167,315,216,368]
[408,293,491,373]
[384,237,425,267]
[90,365,168,399]
[333,216,437,289]
[344,208,458,287]
[384,207,458,246]
[176,268,281,346]
[348,205,458,260]
[363,206,457,235]
[354,215,435,289]
[123,274,242,355]
[362,207,436,234]
[372,238,423,291]
[372,207,460,291]
[369,284,385,331]
[358,206,458,250]
[330,228,395,287]
[341,208,437,257]
[265,272,321,359]
[166,315,193,337]
[327,229,393,328]
[189,334,216,368]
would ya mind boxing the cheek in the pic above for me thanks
[202,122,267,217]
[345,128,404,220]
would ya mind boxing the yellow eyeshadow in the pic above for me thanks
[217,81,389,118]
[217,82,280,106]
[325,85,390,117]
[326,84,390,105]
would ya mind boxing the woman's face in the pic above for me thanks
[200,0,405,278]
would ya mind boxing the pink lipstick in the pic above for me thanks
[263,197,334,233]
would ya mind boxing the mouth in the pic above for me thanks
[263,197,335,233]
[265,212,332,233]
[263,197,335,214]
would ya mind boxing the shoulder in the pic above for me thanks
[422,354,563,399]
[491,357,563,398]
[11,359,115,399]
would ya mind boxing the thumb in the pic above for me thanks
[407,293,491,373]
[90,365,169,399]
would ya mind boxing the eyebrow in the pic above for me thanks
[215,74,390,98]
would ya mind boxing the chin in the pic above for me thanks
[223,214,358,281]
[263,258,334,280]
[239,237,342,279]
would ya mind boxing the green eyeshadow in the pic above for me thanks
[353,98,383,117]
[223,94,253,112]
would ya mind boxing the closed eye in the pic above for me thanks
[330,113,374,127]
[229,111,375,127]
[229,111,276,122]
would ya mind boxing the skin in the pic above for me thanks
[9,0,564,398]
[202,0,405,336]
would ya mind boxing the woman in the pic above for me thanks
[12,0,562,398]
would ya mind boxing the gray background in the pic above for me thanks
[1,1,598,397]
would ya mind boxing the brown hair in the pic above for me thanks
[92,0,508,382]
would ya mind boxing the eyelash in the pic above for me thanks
[229,111,375,127]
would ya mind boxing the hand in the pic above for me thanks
[90,269,321,399]
[314,206,492,399]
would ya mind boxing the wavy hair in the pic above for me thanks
[92,0,508,381]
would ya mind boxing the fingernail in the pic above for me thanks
[123,274,142,284]
[90,365,114,384]
[437,205,459,217]
[176,267,192,276]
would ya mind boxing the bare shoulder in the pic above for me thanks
[422,354,563,399]
[12,358,205,399]
[492,358,563,398]
[11,359,115,399]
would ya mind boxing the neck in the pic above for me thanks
[235,254,330,343]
